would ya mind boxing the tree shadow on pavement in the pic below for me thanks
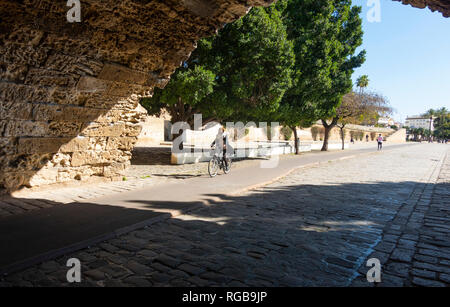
[1,180,448,287]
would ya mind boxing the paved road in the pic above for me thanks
[0,144,413,273]
[1,144,449,286]
[5,143,403,206]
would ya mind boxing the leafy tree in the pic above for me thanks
[335,92,367,150]
[273,0,365,154]
[208,7,295,123]
[312,0,366,151]
[433,110,450,141]
[140,66,216,127]
[141,6,295,127]
[434,121,450,141]
[331,91,392,150]
[280,126,293,141]
[422,107,448,118]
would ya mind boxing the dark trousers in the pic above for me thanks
[378,142,382,150]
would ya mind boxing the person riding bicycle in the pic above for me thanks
[211,127,231,167]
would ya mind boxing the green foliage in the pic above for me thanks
[358,131,364,141]
[311,126,320,141]
[422,107,448,117]
[277,0,365,134]
[140,66,216,125]
[433,110,450,140]
[319,127,326,141]
[141,0,366,143]
[209,7,295,122]
[141,6,295,125]
[356,75,369,92]
[280,126,293,141]
[434,121,450,140]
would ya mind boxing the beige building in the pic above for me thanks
[378,117,395,127]
[405,116,435,131]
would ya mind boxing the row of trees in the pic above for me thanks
[141,0,391,153]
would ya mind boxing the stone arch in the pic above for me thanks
[0,0,274,191]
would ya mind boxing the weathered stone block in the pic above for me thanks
[71,150,128,167]
[106,137,137,151]
[2,120,48,137]
[32,104,105,122]
[59,137,90,153]
[48,121,83,137]
[80,123,126,137]
[0,101,33,120]
[76,76,109,93]
[18,137,70,154]
[45,54,103,76]
[24,68,80,87]
[98,64,149,85]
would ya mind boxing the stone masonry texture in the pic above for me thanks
[0,0,273,191]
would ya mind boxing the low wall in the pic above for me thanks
[170,141,349,165]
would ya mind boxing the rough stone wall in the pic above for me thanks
[396,0,450,17]
[0,0,273,191]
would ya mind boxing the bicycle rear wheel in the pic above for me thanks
[208,157,220,177]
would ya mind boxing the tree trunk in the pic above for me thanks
[321,125,331,151]
[291,126,299,155]
[321,118,338,152]
[339,125,346,150]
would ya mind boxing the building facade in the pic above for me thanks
[378,117,396,127]
[404,116,436,131]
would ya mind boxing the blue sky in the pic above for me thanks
[352,0,450,122]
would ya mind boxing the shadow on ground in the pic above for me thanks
[0,179,448,287]
[130,147,173,166]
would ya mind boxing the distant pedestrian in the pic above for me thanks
[351,137,354,144]
[377,134,383,150]
[366,135,369,142]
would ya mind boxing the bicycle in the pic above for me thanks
[208,148,232,177]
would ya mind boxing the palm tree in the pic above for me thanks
[356,75,369,94]
[423,109,436,117]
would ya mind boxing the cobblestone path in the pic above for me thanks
[1,144,448,287]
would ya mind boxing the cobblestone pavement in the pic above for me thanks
[1,144,448,287]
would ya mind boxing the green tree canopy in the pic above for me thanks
[141,66,216,126]
[141,6,295,126]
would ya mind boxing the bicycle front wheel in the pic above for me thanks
[208,157,220,177]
